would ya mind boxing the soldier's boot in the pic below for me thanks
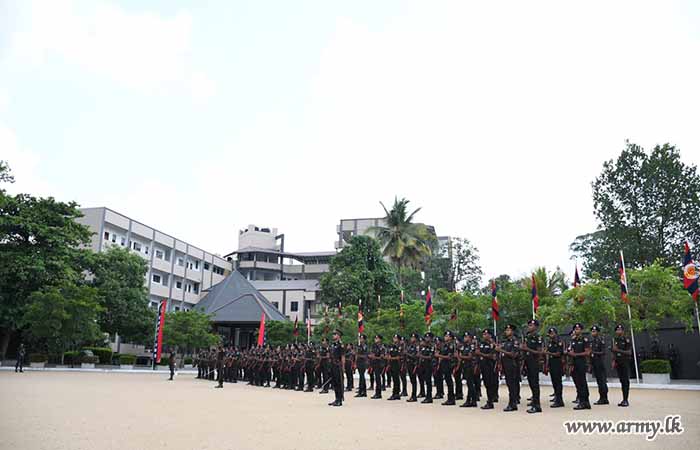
[618,400,629,407]
[594,397,609,405]
[526,403,542,413]
[480,401,494,409]
[503,404,517,412]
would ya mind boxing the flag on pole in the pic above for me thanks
[293,316,299,337]
[399,304,405,330]
[338,301,343,318]
[619,252,629,304]
[683,241,699,302]
[531,274,539,314]
[450,308,457,321]
[256,313,266,347]
[306,317,312,339]
[574,265,581,288]
[152,298,167,366]
[358,310,365,333]
[491,280,499,321]
[424,286,433,324]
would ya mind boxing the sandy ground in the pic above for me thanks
[1,372,698,450]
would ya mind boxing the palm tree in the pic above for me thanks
[369,197,434,288]
[527,266,568,297]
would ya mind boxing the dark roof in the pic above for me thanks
[195,271,287,323]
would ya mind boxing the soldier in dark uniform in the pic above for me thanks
[344,343,355,392]
[453,336,464,402]
[355,335,369,397]
[458,332,477,407]
[520,319,543,413]
[399,336,408,397]
[303,343,316,392]
[436,331,456,405]
[168,350,176,381]
[328,329,345,406]
[369,334,386,399]
[544,327,565,407]
[405,332,420,402]
[475,328,498,409]
[612,324,632,407]
[569,323,591,409]
[433,337,444,400]
[496,324,520,411]
[318,338,331,394]
[15,343,25,373]
[387,334,402,400]
[215,345,225,388]
[590,325,609,405]
[418,332,435,403]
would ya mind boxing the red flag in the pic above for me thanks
[619,251,629,304]
[683,241,699,303]
[450,308,457,321]
[531,274,539,313]
[153,298,167,365]
[293,316,299,337]
[257,313,266,347]
[424,287,433,324]
[491,280,499,321]
[574,266,581,288]
[358,310,365,333]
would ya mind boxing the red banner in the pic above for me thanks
[152,298,167,366]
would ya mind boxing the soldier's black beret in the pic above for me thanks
[463,331,471,337]
[410,332,420,339]
[615,324,624,331]
[548,327,557,334]
[333,329,343,336]
[591,325,600,332]
[528,319,539,326]
[482,328,491,335]
[505,324,516,331]
[424,332,434,338]
[375,334,383,340]
[393,333,401,340]
[359,334,367,340]
[444,330,454,338]
[573,322,583,330]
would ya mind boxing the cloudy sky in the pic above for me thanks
[1,0,699,283]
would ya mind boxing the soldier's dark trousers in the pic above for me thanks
[391,364,401,397]
[525,359,540,406]
[435,370,444,397]
[298,367,306,389]
[417,370,425,396]
[331,364,343,403]
[549,358,563,403]
[572,359,589,404]
[344,364,354,390]
[321,362,330,390]
[504,363,519,407]
[408,365,417,397]
[464,368,477,403]
[217,365,224,387]
[357,366,366,394]
[305,365,315,389]
[616,361,630,401]
[422,363,433,399]
[372,365,382,397]
[400,369,407,395]
[481,361,498,404]
[442,367,455,401]
[592,359,608,400]
[169,367,175,381]
[454,369,463,399]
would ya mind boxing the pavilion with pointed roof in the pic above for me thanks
[195,270,287,348]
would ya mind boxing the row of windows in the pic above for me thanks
[151,273,200,294]
[149,301,190,312]
[271,301,299,312]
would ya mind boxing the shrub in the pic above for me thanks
[63,351,80,365]
[640,359,671,374]
[81,355,99,364]
[158,356,170,366]
[184,357,193,365]
[29,353,48,363]
[82,347,112,364]
[119,354,137,365]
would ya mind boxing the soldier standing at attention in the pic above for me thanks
[387,334,402,400]
[369,334,386,399]
[569,323,591,409]
[433,337,445,400]
[355,335,369,397]
[496,324,520,411]
[458,332,477,408]
[344,343,355,392]
[520,319,543,413]
[475,329,498,409]
[418,332,435,403]
[168,350,176,381]
[328,329,345,407]
[405,333,420,402]
[15,343,25,373]
[304,343,316,392]
[544,327,565,408]
[318,338,331,394]
[215,345,225,389]
[590,325,609,405]
[612,324,632,407]
[399,336,408,397]
[437,331,456,405]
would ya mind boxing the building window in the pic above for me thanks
[213,265,225,275]
[150,302,158,308]
[272,302,279,310]
[152,274,161,284]
[204,262,210,270]
[144,246,149,255]
[176,281,182,289]
[194,260,200,271]
[174,306,180,312]
[132,242,142,252]
[177,257,184,267]
[193,282,200,294]
[155,249,164,260]
[290,301,299,312]
[120,236,126,246]
[104,231,110,241]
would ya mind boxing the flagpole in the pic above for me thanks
[532,298,535,320]
[621,250,640,384]
[695,302,700,336]
[493,318,496,340]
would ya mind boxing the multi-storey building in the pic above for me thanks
[77,207,233,312]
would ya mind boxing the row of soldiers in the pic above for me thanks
[194,320,634,411]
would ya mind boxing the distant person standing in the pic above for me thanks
[612,324,632,407]
[15,343,25,373]
[168,351,176,381]
[215,345,225,388]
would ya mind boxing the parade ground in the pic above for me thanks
[0,371,698,450]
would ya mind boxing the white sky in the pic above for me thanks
[1,0,699,284]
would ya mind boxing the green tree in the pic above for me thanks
[0,160,14,184]
[265,320,297,347]
[424,237,483,293]
[162,310,220,353]
[369,197,435,287]
[0,193,92,359]
[320,235,399,312]
[571,142,700,278]
[88,247,155,345]
[20,282,103,360]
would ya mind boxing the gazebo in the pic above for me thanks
[195,270,287,348]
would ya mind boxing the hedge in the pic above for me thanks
[184,357,193,365]
[64,351,81,365]
[158,356,170,366]
[81,355,99,364]
[119,354,137,365]
[640,359,671,374]
[82,347,113,364]
[29,353,48,363]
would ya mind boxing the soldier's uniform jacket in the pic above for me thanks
[419,341,435,367]
[388,343,401,369]
[547,337,564,361]
[524,332,542,363]
[458,342,474,369]
[304,347,316,368]
[344,347,354,370]
[478,340,496,367]
[370,343,386,368]
[405,342,419,368]
[570,335,589,361]
[500,336,520,368]
[319,345,330,366]
[331,341,343,366]
[355,343,368,370]
[439,341,455,370]
[613,336,632,361]
[591,336,606,362]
